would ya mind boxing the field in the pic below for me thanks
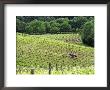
[16,33,94,75]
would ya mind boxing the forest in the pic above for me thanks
[16,16,94,75]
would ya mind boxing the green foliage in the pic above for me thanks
[16,19,26,33]
[70,16,87,32]
[17,16,94,34]
[45,22,51,33]
[25,20,46,34]
[16,66,94,75]
[49,21,60,34]
[16,33,94,75]
[81,20,94,47]
[25,20,37,34]
[37,21,46,34]
[60,18,72,32]
[56,18,64,24]
[16,16,94,47]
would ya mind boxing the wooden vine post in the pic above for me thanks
[31,68,35,74]
[49,63,51,75]
[56,63,58,71]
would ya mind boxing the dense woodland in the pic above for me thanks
[16,16,94,47]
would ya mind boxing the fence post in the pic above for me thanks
[31,68,35,74]
[60,65,63,74]
[19,67,22,74]
[56,63,58,71]
[49,63,51,75]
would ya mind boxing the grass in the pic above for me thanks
[16,33,94,75]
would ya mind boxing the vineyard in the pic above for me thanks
[16,33,94,75]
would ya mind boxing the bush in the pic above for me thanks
[81,20,94,47]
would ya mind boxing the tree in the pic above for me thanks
[25,20,37,34]
[70,17,87,32]
[60,18,71,32]
[37,21,46,34]
[50,21,60,34]
[16,19,26,33]
[56,18,64,24]
[45,22,51,33]
[25,20,46,34]
[16,16,36,23]
[16,16,94,35]
[81,20,94,47]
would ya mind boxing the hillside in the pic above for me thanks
[16,33,94,75]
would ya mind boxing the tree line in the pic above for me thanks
[16,16,94,47]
